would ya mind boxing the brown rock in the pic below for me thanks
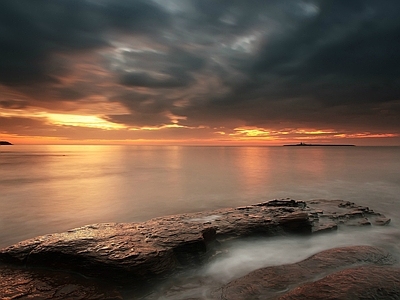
[0,200,314,283]
[214,245,396,300]
[0,222,213,283]
[0,265,122,300]
[306,199,391,232]
[0,199,392,298]
[375,217,392,226]
[278,266,400,300]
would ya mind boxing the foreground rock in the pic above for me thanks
[279,266,400,300]
[0,266,122,300]
[0,199,392,299]
[214,245,396,299]
[0,200,309,284]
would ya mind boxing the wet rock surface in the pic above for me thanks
[278,266,400,300]
[0,265,122,300]
[214,245,396,300]
[0,199,394,299]
[306,199,391,232]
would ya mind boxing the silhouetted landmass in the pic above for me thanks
[284,142,355,147]
[0,141,12,145]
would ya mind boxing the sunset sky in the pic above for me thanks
[1,0,399,145]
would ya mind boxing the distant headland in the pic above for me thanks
[283,142,355,147]
[0,141,13,145]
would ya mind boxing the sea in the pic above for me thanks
[1,145,400,298]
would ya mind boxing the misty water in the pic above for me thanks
[1,145,400,298]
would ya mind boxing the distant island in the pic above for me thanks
[283,142,355,147]
[0,141,13,145]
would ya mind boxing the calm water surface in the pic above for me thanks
[0,145,399,247]
[1,145,400,298]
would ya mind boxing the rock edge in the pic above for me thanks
[0,199,392,299]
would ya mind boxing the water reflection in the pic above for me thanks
[233,147,271,193]
[0,146,399,247]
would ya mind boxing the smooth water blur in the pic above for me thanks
[0,145,399,248]
[1,145,400,299]
[144,225,400,300]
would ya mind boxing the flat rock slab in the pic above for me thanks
[0,199,392,299]
[279,266,400,300]
[306,199,391,232]
[0,201,309,283]
[214,245,396,300]
[0,266,122,300]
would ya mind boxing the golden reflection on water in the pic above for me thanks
[33,145,125,223]
[1,145,400,247]
[233,147,271,191]
[282,147,327,179]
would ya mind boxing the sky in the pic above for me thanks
[1,0,400,145]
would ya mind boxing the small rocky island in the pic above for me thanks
[0,199,398,299]
[0,140,13,145]
[283,142,355,147]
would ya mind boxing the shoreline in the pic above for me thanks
[0,199,396,299]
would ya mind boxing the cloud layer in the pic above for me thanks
[1,0,399,144]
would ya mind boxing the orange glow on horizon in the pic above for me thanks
[45,113,127,130]
[1,122,399,146]
[230,127,341,141]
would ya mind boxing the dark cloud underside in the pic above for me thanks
[1,0,399,140]
[0,0,169,85]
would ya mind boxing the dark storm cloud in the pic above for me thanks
[119,47,205,88]
[1,0,400,139]
[0,0,170,86]
[169,0,400,132]
[106,91,172,126]
[112,92,168,114]
[248,0,400,104]
[106,113,171,127]
[177,0,299,37]
[0,100,27,109]
[120,71,191,88]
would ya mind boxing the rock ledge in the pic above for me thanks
[0,199,392,299]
